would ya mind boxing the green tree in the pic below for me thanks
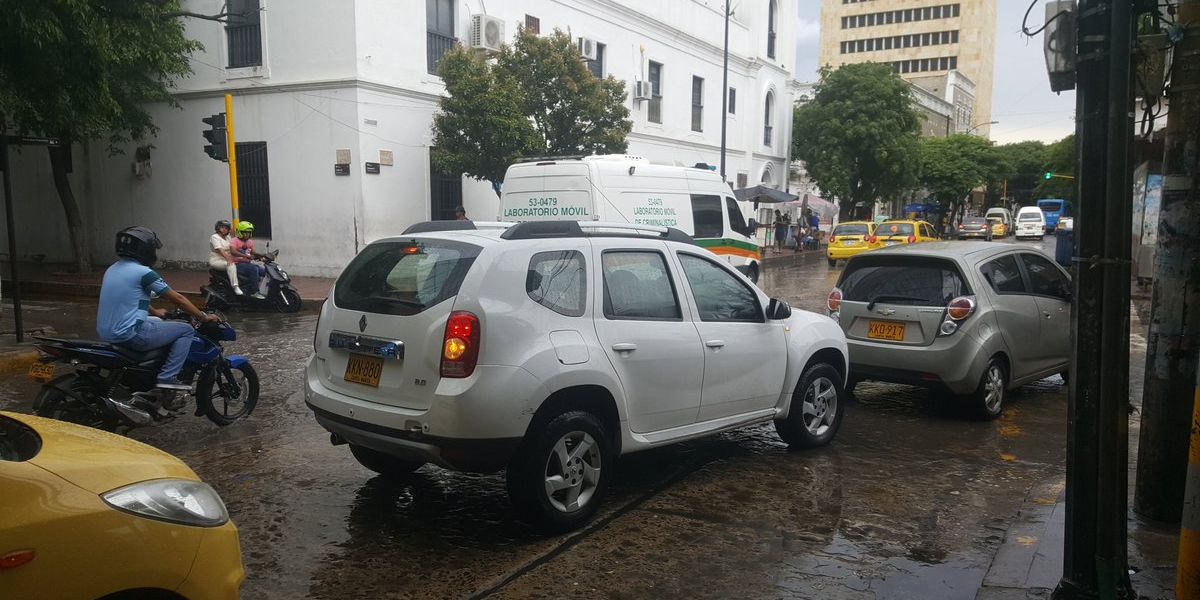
[792,63,922,220]
[917,134,996,227]
[987,140,1048,207]
[0,0,203,272]
[432,29,632,195]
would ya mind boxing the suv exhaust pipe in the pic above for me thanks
[330,433,347,446]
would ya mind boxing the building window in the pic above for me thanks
[763,91,774,146]
[586,42,606,78]
[525,14,540,34]
[767,0,777,59]
[226,0,262,68]
[728,87,737,114]
[691,76,704,132]
[648,61,663,124]
[426,0,455,75]
[235,142,272,237]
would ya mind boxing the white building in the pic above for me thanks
[5,0,799,277]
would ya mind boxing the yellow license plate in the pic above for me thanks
[344,354,385,387]
[28,362,55,383]
[867,320,906,341]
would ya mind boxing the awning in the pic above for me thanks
[733,185,798,204]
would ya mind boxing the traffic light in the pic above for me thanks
[202,113,228,162]
[1044,171,1053,180]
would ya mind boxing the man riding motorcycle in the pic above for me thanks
[230,221,267,299]
[97,227,218,391]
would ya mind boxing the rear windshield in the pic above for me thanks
[1039,201,1063,211]
[833,223,869,237]
[335,239,481,316]
[839,257,970,307]
[1018,212,1042,221]
[964,218,987,225]
[878,222,915,236]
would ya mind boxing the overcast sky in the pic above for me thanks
[794,1,1075,144]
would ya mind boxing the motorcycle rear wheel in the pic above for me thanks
[195,362,260,426]
[33,374,121,432]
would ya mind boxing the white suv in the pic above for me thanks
[305,221,848,531]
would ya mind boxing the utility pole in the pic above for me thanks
[0,127,22,343]
[719,0,730,182]
[1136,0,1200,524]
[224,94,240,224]
[1054,0,1136,597]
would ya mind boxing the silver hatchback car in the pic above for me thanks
[827,242,1071,419]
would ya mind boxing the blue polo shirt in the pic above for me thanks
[96,259,171,342]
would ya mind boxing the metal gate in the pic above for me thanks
[236,141,272,237]
[430,159,462,221]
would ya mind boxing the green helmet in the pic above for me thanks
[235,221,254,237]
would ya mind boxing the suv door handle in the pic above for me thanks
[611,343,638,352]
[705,340,726,348]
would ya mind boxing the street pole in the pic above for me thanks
[0,132,23,343]
[224,94,240,224]
[719,0,730,182]
[1054,0,1136,597]
[1179,357,1200,599]
[1136,0,1200,524]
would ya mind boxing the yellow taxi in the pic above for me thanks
[827,221,882,266]
[875,220,938,247]
[988,217,1008,237]
[0,411,243,599]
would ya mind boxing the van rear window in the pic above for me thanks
[335,240,480,316]
[839,256,970,307]
[1018,212,1042,222]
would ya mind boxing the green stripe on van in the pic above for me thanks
[694,238,759,253]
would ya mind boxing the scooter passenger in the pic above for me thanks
[231,221,266,298]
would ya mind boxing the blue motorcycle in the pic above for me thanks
[30,311,258,432]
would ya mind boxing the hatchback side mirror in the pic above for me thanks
[766,298,792,320]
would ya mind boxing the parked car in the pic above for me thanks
[985,207,1014,237]
[827,242,1071,419]
[956,217,994,241]
[1015,206,1047,240]
[826,221,882,266]
[306,220,848,532]
[875,220,939,247]
[0,411,244,599]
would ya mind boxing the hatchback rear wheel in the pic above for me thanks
[507,410,612,533]
[972,358,1008,420]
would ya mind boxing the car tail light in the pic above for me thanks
[907,235,916,244]
[441,311,480,378]
[946,296,976,321]
[0,550,35,571]
[867,235,877,244]
[827,287,843,312]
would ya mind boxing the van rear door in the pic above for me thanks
[499,163,595,221]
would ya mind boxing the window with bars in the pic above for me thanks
[691,76,704,132]
[226,0,262,68]
[728,87,737,114]
[427,0,455,75]
[648,61,663,124]
[840,3,961,29]
[525,14,540,34]
[763,92,774,146]
[235,142,272,237]
[586,42,606,78]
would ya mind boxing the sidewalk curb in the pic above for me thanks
[3,279,324,311]
[0,348,41,375]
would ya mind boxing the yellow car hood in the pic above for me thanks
[6,412,199,494]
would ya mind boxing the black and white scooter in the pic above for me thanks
[201,249,302,313]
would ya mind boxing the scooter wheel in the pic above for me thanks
[274,288,302,313]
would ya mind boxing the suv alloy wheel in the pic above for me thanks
[774,363,845,448]
[506,410,613,533]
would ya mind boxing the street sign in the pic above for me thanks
[365,162,380,174]
[0,135,63,147]
[334,164,350,176]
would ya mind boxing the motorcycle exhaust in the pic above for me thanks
[102,397,152,425]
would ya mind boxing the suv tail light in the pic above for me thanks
[441,311,481,378]
[827,287,843,312]
[907,235,917,244]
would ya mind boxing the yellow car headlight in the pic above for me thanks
[103,479,230,527]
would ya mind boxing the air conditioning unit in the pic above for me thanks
[470,14,505,52]
[578,37,599,61]
[632,80,653,101]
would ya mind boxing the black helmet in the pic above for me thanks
[115,226,162,267]
[214,219,232,232]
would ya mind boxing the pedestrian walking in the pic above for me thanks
[773,210,787,253]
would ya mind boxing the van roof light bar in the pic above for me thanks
[514,155,587,164]
[500,221,695,244]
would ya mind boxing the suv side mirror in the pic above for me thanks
[766,298,792,320]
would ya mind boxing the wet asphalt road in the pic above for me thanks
[0,236,1080,599]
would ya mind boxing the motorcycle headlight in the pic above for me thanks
[102,479,229,527]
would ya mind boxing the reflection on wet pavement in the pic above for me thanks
[0,236,1108,599]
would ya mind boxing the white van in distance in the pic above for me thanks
[498,155,763,282]
[1015,206,1047,240]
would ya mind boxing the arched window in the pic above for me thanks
[767,0,777,59]
[763,91,775,146]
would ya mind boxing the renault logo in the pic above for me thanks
[359,315,368,332]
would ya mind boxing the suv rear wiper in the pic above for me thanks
[365,296,425,309]
[866,294,929,311]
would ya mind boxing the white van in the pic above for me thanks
[1015,206,1046,240]
[498,155,762,282]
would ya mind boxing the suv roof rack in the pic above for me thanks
[401,220,515,235]
[500,221,695,244]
